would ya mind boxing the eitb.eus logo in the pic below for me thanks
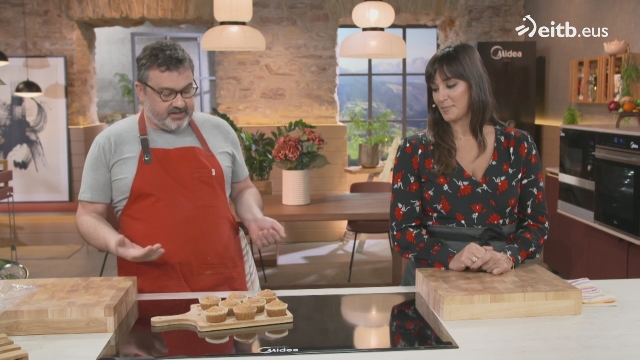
[516,15,608,38]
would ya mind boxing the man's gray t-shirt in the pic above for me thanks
[78,112,249,218]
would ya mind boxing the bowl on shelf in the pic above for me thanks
[604,39,627,55]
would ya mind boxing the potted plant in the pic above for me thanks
[272,122,328,205]
[213,108,275,195]
[347,109,393,168]
[620,50,640,99]
[563,105,579,125]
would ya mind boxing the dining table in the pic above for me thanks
[235,192,402,284]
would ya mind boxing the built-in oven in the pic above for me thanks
[594,133,640,238]
[558,127,596,221]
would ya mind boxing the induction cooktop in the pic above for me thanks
[98,292,457,359]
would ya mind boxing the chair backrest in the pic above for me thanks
[350,181,392,194]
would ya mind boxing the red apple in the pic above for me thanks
[608,100,621,112]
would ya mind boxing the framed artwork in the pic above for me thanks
[0,56,70,202]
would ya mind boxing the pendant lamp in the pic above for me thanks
[339,0,406,59]
[0,51,8,67]
[201,0,266,51]
[15,0,42,98]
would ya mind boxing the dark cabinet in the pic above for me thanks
[628,244,640,278]
[587,230,628,279]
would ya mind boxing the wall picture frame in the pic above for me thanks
[0,56,70,202]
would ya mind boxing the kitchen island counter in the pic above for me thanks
[11,280,640,360]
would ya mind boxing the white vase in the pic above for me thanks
[282,169,310,205]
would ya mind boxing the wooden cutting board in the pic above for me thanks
[151,304,293,333]
[0,277,137,335]
[415,264,582,320]
[0,333,28,360]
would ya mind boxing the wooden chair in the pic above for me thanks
[347,181,393,283]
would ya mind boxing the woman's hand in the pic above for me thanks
[449,243,492,271]
[470,250,513,274]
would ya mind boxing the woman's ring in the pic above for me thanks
[471,256,478,263]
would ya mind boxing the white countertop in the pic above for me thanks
[11,281,640,360]
[561,123,640,136]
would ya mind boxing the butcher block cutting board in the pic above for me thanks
[0,277,137,335]
[151,304,293,333]
[416,264,582,320]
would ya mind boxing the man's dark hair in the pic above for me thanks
[136,40,195,83]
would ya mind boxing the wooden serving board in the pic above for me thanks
[151,304,293,333]
[0,333,27,360]
[0,277,137,335]
[415,264,582,320]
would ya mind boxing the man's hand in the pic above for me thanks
[449,243,492,271]
[244,216,286,248]
[110,234,165,262]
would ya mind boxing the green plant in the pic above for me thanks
[563,105,580,125]
[114,73,135,111]
[213,108,275,181]
[347,109,394,147]
[621,52,640,97]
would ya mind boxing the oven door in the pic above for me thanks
[594,147,640,237]
[560,128,596,180]
[558,174,595,221]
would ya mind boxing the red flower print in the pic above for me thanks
[471,204,484,213]
[393,170,404,186]
[538,215,547,224]
[510,139,515,148]
[502,139,509,149]
[458,183,472,196]
[440,196,451,213]
[502,162,510,172]
[536,190,543,203]
[394,205,406,221]
[456,213,465,221]
[519,143,527,157]
[432,244,441,254]
[394,157,399,166]
[530,154,539,164]
[537,172,543,183]
[419,144,425,153]
[509,197,517,207]
[434,262,445,269]
[431,220,440,225]
[505,127,517,134]
[490,199,497,208]
[492,150,498,162]
[412,155,419,171]
[426,207,436,216]
[524,232,534,239]
[427,145,433,151]
[478,177,488,185]
[436,176,449,185]
[409,181,420,193]
[520,250,530,259]
[395,232,401,239]
[497,178,509,194]
[425,158,433,171]
[407,230,416,243]
[487,213,501,225]
[391,193,395,202]
[463,170,472,178]
[405,144,413,154]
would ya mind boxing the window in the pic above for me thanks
[337,26,438,165]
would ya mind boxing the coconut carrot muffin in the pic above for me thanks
[265,299,288,317]
[204,306,227,323]
[234,332,257,344]
[245,297,266,313]
[219,299,240,316]
[205,335,230,344]
[233,303,257,321]
[199,295,220,310]
[256,289,277,303]
[227,292,248,302]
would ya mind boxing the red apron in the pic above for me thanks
[117,110,247,294]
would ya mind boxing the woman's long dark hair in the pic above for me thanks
[425,43,502,175]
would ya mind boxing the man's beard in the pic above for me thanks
[144,103,192,132]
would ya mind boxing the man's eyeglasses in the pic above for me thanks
[142,82,199,102]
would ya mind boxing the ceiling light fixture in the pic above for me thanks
[201,0,266,52]
[339,0,406,59]
[15,0,42,98]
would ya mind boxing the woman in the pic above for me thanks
[390,43,548,285]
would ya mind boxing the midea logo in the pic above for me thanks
[258,346,299,354]
[490,46,522,60]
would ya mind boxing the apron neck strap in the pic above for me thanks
[137,110,215,165]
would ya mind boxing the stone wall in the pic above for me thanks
[0,0,524,126]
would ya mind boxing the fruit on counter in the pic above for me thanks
[622,102,637,112]
[608,100,621,112]
[620,96,634,105]
[635,99,640,107]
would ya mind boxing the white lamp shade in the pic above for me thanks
[0,60,8,67]
[201,24,266,51]
[340,294,405,327]
[44,82,66,99]
[352,1,395,28]
[353,326,391,349]
[214,0,253,22]
[339,30,406,59]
